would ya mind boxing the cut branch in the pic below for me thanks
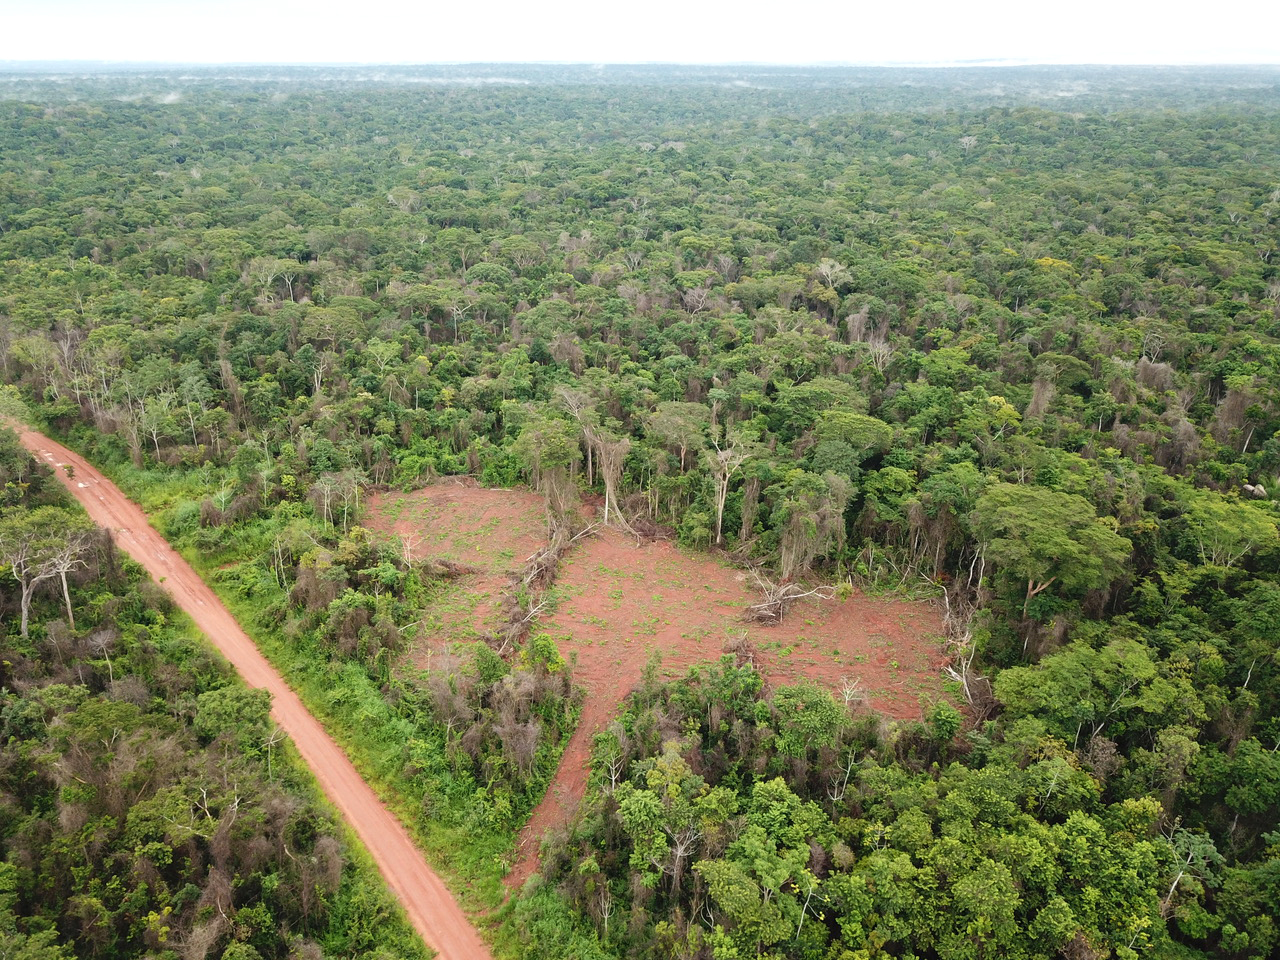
[743,569,834,625]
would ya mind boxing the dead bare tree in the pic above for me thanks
[88,628,117,683]
[593,431,636,535]
[555,386,638,535]
[554,385,598,482]
[598,721,632,796]
[665,824,702,900]
[0,508,92,639]
[598,887,614,939]
[397,532,419,567]
[937,580,994,719]
[49,525,95,630]
[743,569,835,626]
[705,431,758,547]
[827,750,858,803]
[838,675,864,711]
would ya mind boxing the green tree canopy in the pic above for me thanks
[972,482,1132,619]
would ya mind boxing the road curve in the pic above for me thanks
[8,422,493,960]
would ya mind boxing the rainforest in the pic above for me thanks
[1,63,1280,960]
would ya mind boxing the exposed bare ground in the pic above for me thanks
[365,481,545,658]
[365,485,946,890]
[10,424,492,960]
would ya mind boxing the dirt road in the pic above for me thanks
[9,423,493,960]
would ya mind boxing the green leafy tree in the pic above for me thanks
[1183,491,1278,568]
[193,686,272,753]
[512,409,583,528]
[972,482,1132,618]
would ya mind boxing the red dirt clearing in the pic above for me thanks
[361,481,945,891]
[366,480,545,572]
[506,530,944,886]
[365,482,545,658]
[10,423,492,960]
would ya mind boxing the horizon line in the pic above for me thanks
[2,59,1279,70]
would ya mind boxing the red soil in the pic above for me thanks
[364,482,545,662]
[366,479,546,572]
[504,530,944,886]
[9,422,491,960]
[362,482,945,891]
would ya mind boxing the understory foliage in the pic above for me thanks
[2,65,1280,958]
[523,657,1278,960]
[0,431,426,960]
[213,498,582,839]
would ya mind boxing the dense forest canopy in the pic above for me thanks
[2,63,1279,110]
[2,64,1280,960]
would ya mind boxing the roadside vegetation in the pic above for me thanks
[2,64,1280,958]
[0,425,428,960]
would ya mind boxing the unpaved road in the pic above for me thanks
[9,422,492,960]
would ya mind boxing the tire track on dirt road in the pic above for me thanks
[8,422,493,960]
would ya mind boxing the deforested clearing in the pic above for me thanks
[364,480,944,884]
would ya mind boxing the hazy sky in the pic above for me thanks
[3,0,1277,65]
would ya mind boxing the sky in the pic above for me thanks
[2,0,1277,66]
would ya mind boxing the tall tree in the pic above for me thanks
[0,506,89,638]
[971,483,1132,619]
[705,429,762,547]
